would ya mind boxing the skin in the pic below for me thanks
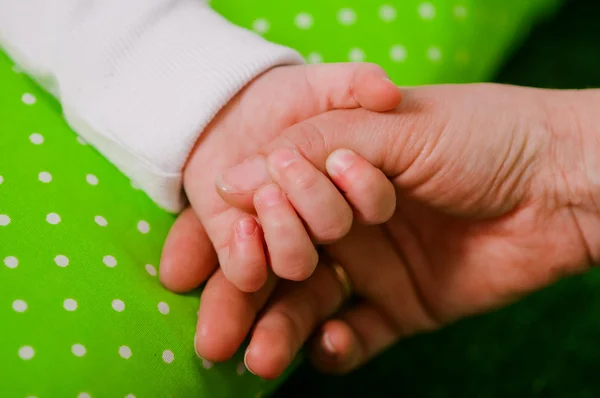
[159,62,402,293]
[162,84,600,379]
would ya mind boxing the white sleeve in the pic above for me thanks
[0,0,303,212]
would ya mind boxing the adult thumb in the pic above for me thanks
[215,105,430,210]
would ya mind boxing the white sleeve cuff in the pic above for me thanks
[0,0,304,212]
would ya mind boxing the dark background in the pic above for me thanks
[275,0,600,396]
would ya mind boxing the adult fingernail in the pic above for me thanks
[326,149,357,177]
[269,147,299,170]
[217,156,270,194]
[235,217,258,238]
[255,184,283,207]
[321,332,337,356]
[194,333,202,359]
[244,347,257,375]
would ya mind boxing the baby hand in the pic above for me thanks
[216,146,397,286]
[159,63,402,293]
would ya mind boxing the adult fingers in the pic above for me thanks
[244,258,349,379]
[195,269,277,362]
[159,207,217,293]
[309,302,398,374]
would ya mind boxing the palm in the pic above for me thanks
[382,195,587,326]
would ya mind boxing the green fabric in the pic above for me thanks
[0,1,561,397]
[213,0,562,85]
[0,50,285,397]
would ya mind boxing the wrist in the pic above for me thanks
[543,88,600,265]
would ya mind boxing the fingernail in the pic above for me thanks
[255,184,282,207]
[269,147,299,169]
[217,156,270,194]
[244,348,257,375]
[194,333,202,359]
[321,332,337,356]
[235,217,257,238]
[326,149,357,177]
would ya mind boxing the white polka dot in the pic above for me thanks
[454,5,468,19]
[19,346,34,360]
[21,93,36,105]
[29,133,44,145]
[252,18,270,34]
[77,393,91,398]
[0,175,3,184]
[137,220,150,234]
[0,214,11,226]
[236,361,246,375]
[418,2,436,20]
[4,256,18,268]
[162,350,175,363]
[379,4,397,22]
[158,302,170,315]
[12,299,27,312]
[337,8,357,25]
[54,255,69,267]
[103,255,117,268]
[390,45,408,62]
[72,344,86,357]
[86,174,99,185]
[46,213,61,224]
[427,46,442,62]
[348,48,366,62]
[306,52,323,64]
[76,136,88,145]
[38,171,52,183]
[119,345,132,359]
[112,299,125,312]
[125,395,135,398]
[145,264,157,276]
[64,298,78,311]
[295,12,313,29]
[202,358,213,369]
[94,216,108,227]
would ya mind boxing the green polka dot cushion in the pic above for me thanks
[0,1,561,397]
[0,50,295,397]
[212,0,562,85]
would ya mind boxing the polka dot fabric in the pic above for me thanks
[211,0,562,85]
[0,51,288,397]
[0,0,561,396]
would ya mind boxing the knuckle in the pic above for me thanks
[312,211,353,243]
[275,251,317,281]
[290,166,320,191]
[282,121,330,170]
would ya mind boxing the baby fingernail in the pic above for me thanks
[326,149,357,177]
[255,184,282,207]
[217,156,270,193]
[235,217,257,238]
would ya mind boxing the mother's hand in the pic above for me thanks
[160,84,599,378]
